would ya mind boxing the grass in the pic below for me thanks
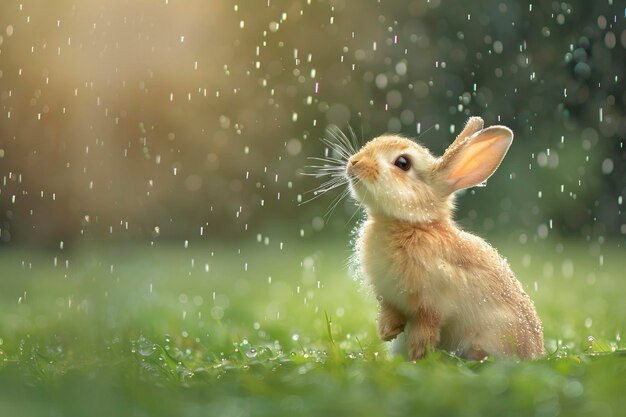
[0,235,624,416]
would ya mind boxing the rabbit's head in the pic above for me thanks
[346,117,513,223]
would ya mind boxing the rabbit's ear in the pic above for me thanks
[450,117,484,150]
[437,126,513,192]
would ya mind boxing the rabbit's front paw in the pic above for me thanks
[378,320,405,341]
[377,303,407,341]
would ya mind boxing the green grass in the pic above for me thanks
[0,236,624,416]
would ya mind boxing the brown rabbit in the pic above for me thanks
[341,117,544,360]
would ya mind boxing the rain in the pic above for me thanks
[0,0,624,415]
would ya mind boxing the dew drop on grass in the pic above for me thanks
[137,337,157,356]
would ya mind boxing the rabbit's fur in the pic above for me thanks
[347,117,544,360]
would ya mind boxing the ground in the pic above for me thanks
[0,235,624,417]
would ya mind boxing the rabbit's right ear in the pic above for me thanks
[436,125,513,193]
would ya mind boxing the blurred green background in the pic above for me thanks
[0,1,625,416]
[0,0,623,246]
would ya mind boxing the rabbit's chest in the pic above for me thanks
[359,231,420,311]
[359,221,455,312]
[363,248,411,309]
[364,250,450,308]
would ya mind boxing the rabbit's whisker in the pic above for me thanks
[300,177,349,205]
[307,156,347,165]
[320,137,351,161]
[347,125,361,153]
[327,125,357,155]
[323,187,351,220]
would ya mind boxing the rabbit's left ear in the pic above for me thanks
[436,126,513,193]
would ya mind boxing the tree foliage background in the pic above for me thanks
[0,0,624,248]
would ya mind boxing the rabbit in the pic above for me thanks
[340,117,545,360]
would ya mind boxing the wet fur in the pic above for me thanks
[348,117,545,360]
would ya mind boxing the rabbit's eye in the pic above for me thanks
[394,155,411,171]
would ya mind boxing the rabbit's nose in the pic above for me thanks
[348,158,359,167]
[346,158,359,175]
